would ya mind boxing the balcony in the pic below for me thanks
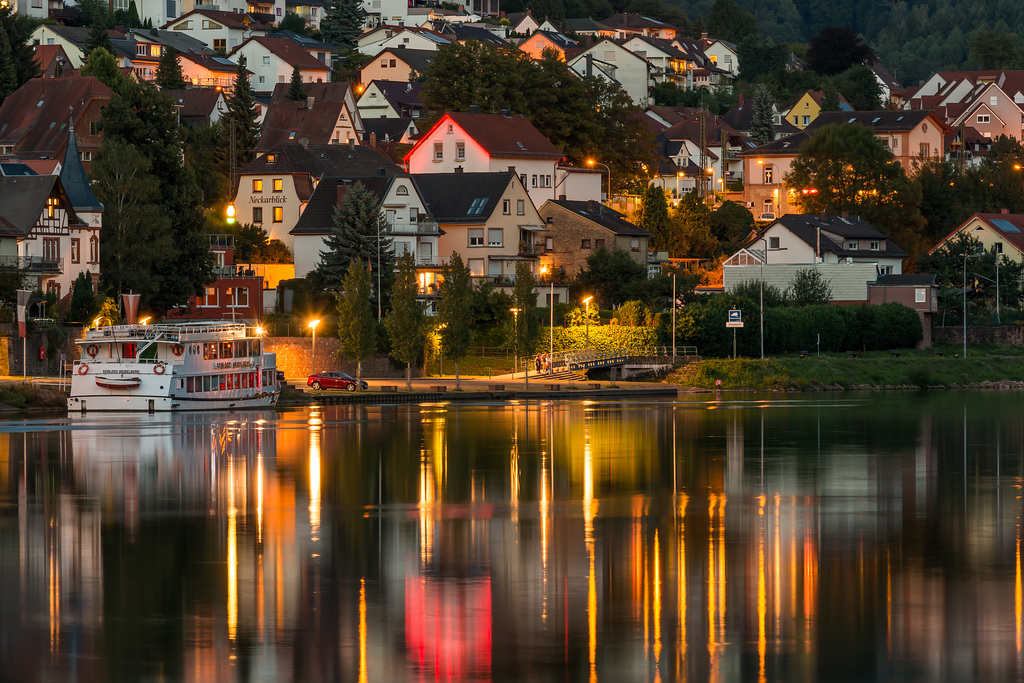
[385,218,441,236]
[416,254,438,266]
[0,255,62,272]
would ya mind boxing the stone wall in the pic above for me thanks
[933,325,1024,346]
[263,337,420,379]
[0,323,84,376]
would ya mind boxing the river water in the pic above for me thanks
[0,393,1021,682]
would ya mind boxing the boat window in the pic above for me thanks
[123,343,136,359]
[139,343,158,360]
[234,341,247,357]
[187,377,195,393]
[220,342,233,359]
[218,375,226,391]
[203,375,211,392]
[204,343,218,360]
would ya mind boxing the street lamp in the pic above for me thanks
[309,319,320,374]
[675,171,685,199]
[582,296,593,349]
[587,159,611,203]
[963,250,979,358]
[541,265,554,362]
[510,307,520,379]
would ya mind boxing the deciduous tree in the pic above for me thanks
[436,252,474,389]
[788,268,833,306]
[336,259,377,388]
[384,253,426,390]
[807,26,875,76]
[511,261,540,364]
[707,0,758,43]
[79,47,127,94]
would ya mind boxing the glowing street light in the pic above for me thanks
[541,265,554,362]
[93,317,101,328]
[226,203,236,224]
[138,317,151,326]
[586,159,611,203]
[582,296,593,349]
[510,307,520,380]
[309,319,320,374]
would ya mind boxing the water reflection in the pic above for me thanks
[0,395,1022,681]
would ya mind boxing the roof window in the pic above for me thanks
[467,197,489,215]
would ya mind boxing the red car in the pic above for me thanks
[307,371,369,391]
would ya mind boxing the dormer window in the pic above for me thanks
[266,154,276,163]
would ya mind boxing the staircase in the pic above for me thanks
[542,369,586,381]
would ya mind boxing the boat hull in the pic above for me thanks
[67,391,280,412]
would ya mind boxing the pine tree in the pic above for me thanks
[155,46,187,89]
[0,4,41,98]
[219,55,261,186]
[384,253,426,390]
[436,252,473,389]
[336,259,378,388]
[0,28,17,104]
[85,15,113,56]
[285,65,306,101]
[316,181,394,312]
[637,185,671,243]
[750,84,776,146]
[320,0,364,48]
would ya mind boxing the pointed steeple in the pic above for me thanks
[60,109,103,213]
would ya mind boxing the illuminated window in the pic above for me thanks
[253,179,263,192]
[273,207,283,222]
[273,178,283,192]
[46,196,58,218]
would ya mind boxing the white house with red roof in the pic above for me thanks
[356,25,452,56]
[404,111,564,207]
[929,211,1024,263]
[230,36,333,92]
[162,10,273,54]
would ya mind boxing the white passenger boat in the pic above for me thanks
[68,322,281,412]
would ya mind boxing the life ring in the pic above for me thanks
[171,344,184,356]
[86,344,99,358]
[154,364,166,375]
[77,364,89,375]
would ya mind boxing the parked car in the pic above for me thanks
[275,370,285,384]
[307,371,369,391]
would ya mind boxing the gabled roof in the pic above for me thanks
[564,17,614,33]
[38,24,126,47]
[602,13,679,32]
[162,88,225,123]
[233,36,332,71]
[177,50,243,74]
[240,142,401,178]
[126,27,209,54]
[0,162,37,176]
[32,45,71,76]
[257,82,358,150]
[794,89,852,110]
[368,79,423,109]
[720,95,799,136]
[60,120,102,212]
[530,30,577,49]
[737,129,809,157]
[929,212,1024,255]
[368,47,436,74]
[870,62,905,95]
[620,34,689,60]
[545,199,652,236]
[0,175,78,234]
[362,117,415,143]
[406,112,562,162]
[161,9,272,32]
[0,77,113,157]
[448,24,506,45]
[808,110,952,135]
[291,174,411,235]
[413,171,518,223]
[764,213,908,259]
[272,29,339,52]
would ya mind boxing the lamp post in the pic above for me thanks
[541,265,554,362]
[376,216,383,321]
[309,319,320,374]
[583,296,593,349]
[963,250,978,358]
[760,237,766,360]
[510,307,520,379]
[672,271,676,362]
[676,171,685,199]
[587,160,611,204]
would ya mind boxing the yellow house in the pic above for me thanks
[784,90,851,129]
[929,212,1024,263]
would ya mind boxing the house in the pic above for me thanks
[359,47,435,84]
[601,13,679,40]
[32,44,73,78]
[654,114,751,194]
[870,62,906,107]
[784,89,853,129]
[282,0,327,30]
[568,40,651,107]
[404,111,564,208]
[807,111,951,171]
[289,174,442,301]
[168,235,267,321]
[437,22,507,47]
[30,25,126,68]
[504,10,541,35]
[934,81,1024,145]
[162,10,274,54]
[356,80,423,120]
[416,171,553,303]
[737,130,810,220]
[698,33,739,79]
[9,0,49,19]
[720,93,799,140]
[563,18,616,38]
[233,141,402,250]
[538,199,652,278]
[272,30,337,64]
[361,118,418,163]
[928,211,1024,263]
[868,274,938,347]
[722,213,908,301]
[357,26,451,56]
[230,36,333,92]
[163,89,228,126]
[175,50,246,90]
[0,77,113,173]
[517,30,577,61]
[256,81,364,150]
[619,35,688,88]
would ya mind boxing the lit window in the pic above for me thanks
[273,207,283,222]
[253,179,263,192]
[273,178,283,192]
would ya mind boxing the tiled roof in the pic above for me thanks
[413,172,517,223]
[368,47,436,74]
[369,79,423,109]
[362,117,414,143]
[241,142,401,179]
[177,51,244,73]
[162,88,225,122]
[257,82,356,150]
[290,175,403,235]
[0,77,112,158]
[449,24,506,45]
[41,25,126,47]
[564,17,614,33]
[0,175,74,234]
[768,213,908,259]
[272,29,337,52]
[808,110,949,134]
[234,36,332,71]
[603,13,680,31]
[531,30,577,48]
[162,9,272,32]
[931,213,1024,255]
[411,112,562,160]
[738,130,811,156]
[127,27,209,54]
[545,199,652,236]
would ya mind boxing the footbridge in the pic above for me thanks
[541,346,699,379]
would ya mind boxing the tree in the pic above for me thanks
[673,191,718,257]
[99,81,214,312]
[833,65,882,110]
[230,223,293,263]
[807,26,875,76]
[510,261,540,366]
[67,271,99,324]
[708,200,755,252]
[749,84,776,146]
[286,65,306,101]
[917,232,1024,321]
[315,181,394,312]
[219,55,261,182]
[574,248,648,309]
[785,123,925,257]
[969,30,1019,69]
[384,253,426,390]
[277,13,307,35]
[788,268,833,306]
[336,259,377,388]
[155,46,186,89]
[0,5,41,104]
[79,47,127,93]
[91,138,175,303]
[85,15,114,56]
[320,0,363,48]
[706,0,758,44]
[818,82,841,112]
[0,28,16,104]
[737,36,788,82]
[636,185,671,237]
[436,252,474,389]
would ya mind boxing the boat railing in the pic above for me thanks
[81,322,252,341]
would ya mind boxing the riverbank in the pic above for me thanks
[670,344,1024,391]
[0,381,70,410]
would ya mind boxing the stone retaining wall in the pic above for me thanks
[932,325,1024,346]
[264,337,420,379]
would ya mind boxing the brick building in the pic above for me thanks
[538,199,652,279]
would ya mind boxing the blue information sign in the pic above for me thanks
[728,309,741,323]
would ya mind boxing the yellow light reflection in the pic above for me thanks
[359,577,368,683]
[309,426,321,542]
[677,493,688,674]
[707,494,717,680]
[49,532,59,653]
[419,452,436,566]
[228,456,238,642]
[541,448,550,624]
[758,495,767,683]
[654,530,662,683]
[1016,519,1021,655]
[585,427,596,683]
[257,449,264,544]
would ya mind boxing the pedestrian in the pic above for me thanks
[535,355,541,372]
[546,355,552,374]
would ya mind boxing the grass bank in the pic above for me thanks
[423,354,514,378]
[670,343,1024,390]
[0,382,69,410]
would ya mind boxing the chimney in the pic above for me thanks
[701,32,708,40]
[455,166,464,173]
[737,93,744,107]
[298,136,308,149]
[507,165,516,173]
[1002,208,1010,214]
[369,132,376,147]
[306,96,315,108]
[150,27,157,36]
[469,104,480,113]
[348,138,355,149]
[558,194,566,200]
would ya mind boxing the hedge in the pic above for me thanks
[533,325,660,353]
